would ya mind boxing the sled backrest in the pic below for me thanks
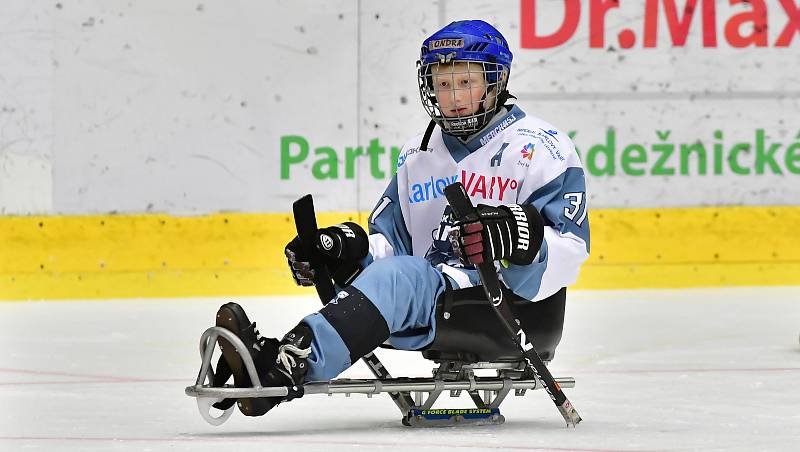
[421,287,566,363]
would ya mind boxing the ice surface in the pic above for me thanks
[1,287,799,451]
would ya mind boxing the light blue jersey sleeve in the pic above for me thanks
[365,175,413,262]
[499,166,591,301]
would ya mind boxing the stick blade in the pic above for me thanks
[292,194,318,250]
[291,194,336,302]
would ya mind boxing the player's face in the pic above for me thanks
[431,62,489,118]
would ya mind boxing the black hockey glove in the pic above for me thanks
[284,222,369,287]
[449,203,544,267]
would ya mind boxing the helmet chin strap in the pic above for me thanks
[419,119,438,153]
[496,89,515,110]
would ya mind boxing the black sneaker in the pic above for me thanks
[263,323,313,398]
[215,302,280,416]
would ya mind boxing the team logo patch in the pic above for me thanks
[521,143,535,160]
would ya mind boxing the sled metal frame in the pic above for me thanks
[185,326,576,427]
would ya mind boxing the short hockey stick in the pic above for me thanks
[443,183,582,427]
[291,195,415,412]
[292,195,338,303]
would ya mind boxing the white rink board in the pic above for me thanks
[2,0,799,215]
[2,288,800,451]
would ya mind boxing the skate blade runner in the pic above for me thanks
[186,19,590,428]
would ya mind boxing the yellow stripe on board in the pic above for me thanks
[584,206,800,288]
[1,207,798,300]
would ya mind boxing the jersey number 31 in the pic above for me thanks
[563,192,587,227]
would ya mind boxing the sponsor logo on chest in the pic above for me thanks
[408,170,518,204]
[534,129,565,161]
[408,175,459,204]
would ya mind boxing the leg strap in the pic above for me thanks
[319,286,391,364]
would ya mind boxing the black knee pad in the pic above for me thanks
[319,287,390,364]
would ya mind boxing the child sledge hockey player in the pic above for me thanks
[212,20,590,417]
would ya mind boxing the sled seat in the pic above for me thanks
[420,286,566,364]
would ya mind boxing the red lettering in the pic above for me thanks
[725,0,768,48]
[644,0,701,47]
[518,0,796,50]
[702,0,718,46]
[471,175,487,198]
[775,0,800,47]
[643,0,716,47]
[497,177,511,200]
[461,172,518,200]
[644,0,658,47]
[461,169,476,194]
[520,0,581,48]
[590,0,620,48]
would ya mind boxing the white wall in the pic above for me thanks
[0,2,54,214]
[1,0,798,215]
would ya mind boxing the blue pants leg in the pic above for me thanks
[300,256,447,381]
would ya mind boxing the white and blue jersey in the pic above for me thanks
[301,104,590,381]
[367,104,590,302]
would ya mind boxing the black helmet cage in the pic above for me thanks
[417,58,509,137]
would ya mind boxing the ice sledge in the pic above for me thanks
[185,193,577,427]
[185,319,575,427]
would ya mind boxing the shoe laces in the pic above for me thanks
[276,343,311,374]
[250,324,267,352]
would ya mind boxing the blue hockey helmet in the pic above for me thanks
[417,20,513,136]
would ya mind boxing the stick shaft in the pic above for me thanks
[443,182,581,426]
